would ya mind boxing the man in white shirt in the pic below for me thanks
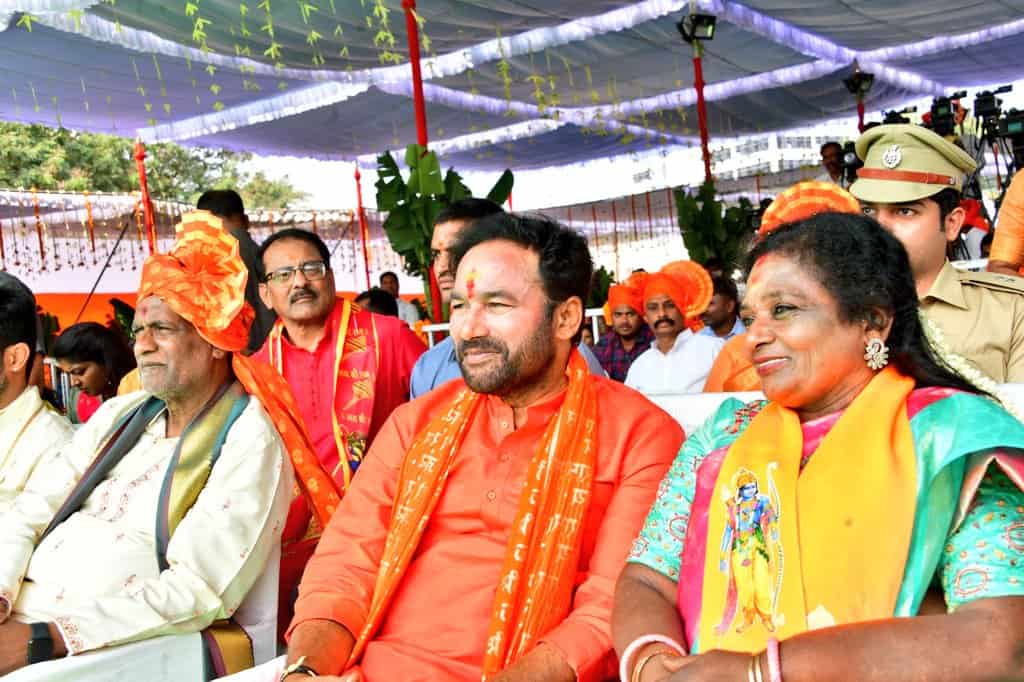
[379,271,421,326]
[626,261,724,394]
[0,274,74,515]
[0,214,302,677]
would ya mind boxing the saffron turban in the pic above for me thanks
[138,211,341,529]
[602,271,647,325]
[137,210,254,352]
[642,260,713,320]
[759,181,861,236]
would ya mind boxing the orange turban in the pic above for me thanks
[138,211,254,352]
[759,181,861,236]
[642,260,713,320]
[138,211,341,529]
[602,271,647,324]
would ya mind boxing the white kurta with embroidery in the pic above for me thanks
[624,329,726,395]
[0,390,293,655]
[0,387,74,515]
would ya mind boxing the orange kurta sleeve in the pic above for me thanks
[538,390,684,682]
[992,170,1024,268]
[286,411,407,642]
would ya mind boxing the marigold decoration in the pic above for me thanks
[759,181,861,236]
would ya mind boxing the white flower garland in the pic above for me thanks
[918,311,1022,420]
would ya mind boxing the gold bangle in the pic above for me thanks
[754,652,766,682]
[631,648,678,682]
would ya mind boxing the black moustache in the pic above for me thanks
[654,318,673,326]
[458,339,505,356]
[290,289,317,303]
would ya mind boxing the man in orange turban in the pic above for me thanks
[704,181,861,392]
[624,261,723,394]
[594,272,654,381]
[0,211,334,677]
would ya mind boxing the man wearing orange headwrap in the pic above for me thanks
[594,273,654,381]
[624,261,723,394]
[0,212,323,677]
[704,181,862,393]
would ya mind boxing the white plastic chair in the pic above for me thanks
[6,543,281,682]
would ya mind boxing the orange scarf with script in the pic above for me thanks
[345,350,598,679]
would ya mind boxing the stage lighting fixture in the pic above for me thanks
[677,13,717,43]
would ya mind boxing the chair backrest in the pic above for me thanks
[645,384,1024,435]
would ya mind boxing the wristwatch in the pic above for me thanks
[26,622,54,665]
[279,656,319,680]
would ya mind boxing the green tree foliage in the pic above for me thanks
[375,144,513,317]
[674,181,757,270]
[238,170,308,209]
[0,122,303,207]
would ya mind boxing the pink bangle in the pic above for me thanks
[766,637,782,682]
[619,634,687,682]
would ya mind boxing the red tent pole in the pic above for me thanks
[354,167,372,290]
[31,188,45,269]
[0,216,6,270]
[645,191,654,238]
[692,44,713,185]
[611,200,621,276]
[132,140,157,254]
[856,94,866,133]
[402,0,429,149]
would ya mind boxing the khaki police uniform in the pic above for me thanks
[851,124,1024,383]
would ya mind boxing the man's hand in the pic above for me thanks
[0,620,33,676]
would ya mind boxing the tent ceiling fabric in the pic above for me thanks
[1,0,1023,172]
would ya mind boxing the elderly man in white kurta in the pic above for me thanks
[0,274,74,514]
[0,214,318,677]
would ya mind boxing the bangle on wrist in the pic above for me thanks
[631,648,679,682]
[765,637,782,682]
[619,634,687,682]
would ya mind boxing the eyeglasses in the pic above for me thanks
[264,260,328,286]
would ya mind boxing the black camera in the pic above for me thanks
[929,91,967,137]
[882,107,917,125]
[841,141,862,186]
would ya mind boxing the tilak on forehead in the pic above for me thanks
[466,267,479,299]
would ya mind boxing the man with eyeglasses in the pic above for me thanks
[253,228,425,633]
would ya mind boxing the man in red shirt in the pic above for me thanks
[253,228,425,635]
[252,213,684,682]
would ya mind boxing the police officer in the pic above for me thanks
[851,124,1024,383]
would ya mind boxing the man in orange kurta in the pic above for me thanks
[988,169,1024,276]
[251,213,684,682]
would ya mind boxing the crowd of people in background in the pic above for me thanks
[1,119,1023,682]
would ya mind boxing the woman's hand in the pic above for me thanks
[667,650,753,682]
[636,652,689,682]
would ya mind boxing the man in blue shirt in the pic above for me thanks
[698,274,745,340]
[410,200,605,398]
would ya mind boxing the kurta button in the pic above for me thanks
[486,490,497,501]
